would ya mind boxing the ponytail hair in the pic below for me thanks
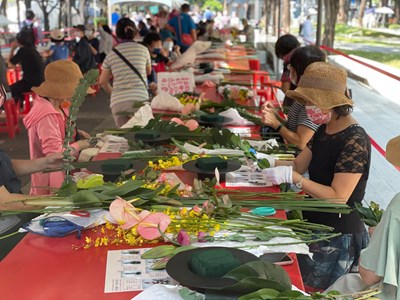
[116,18,137,40]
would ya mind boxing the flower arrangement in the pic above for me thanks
[218,85,254,102]
[175,92,201,106]
[355,201,384,227]
[147,154,204,170]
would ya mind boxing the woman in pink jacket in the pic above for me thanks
[23,60,92,195]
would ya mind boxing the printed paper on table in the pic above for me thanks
[104,248,172,293]
[157,72,195,95]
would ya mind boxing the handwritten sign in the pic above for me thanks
[157,72,195,95]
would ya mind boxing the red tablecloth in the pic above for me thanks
[0,209,304,299]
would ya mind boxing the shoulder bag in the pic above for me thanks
[178,14,193,46]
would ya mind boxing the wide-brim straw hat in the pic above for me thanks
[386,135,400,167]
[285,62,354,110]
[32,60,95,99]
[50,29,64,42]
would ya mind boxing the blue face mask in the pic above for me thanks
[153,48,161,54]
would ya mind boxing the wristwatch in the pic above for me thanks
[295,177,304,189]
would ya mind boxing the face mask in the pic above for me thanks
[153,48,161,54]
[75,37,81,42]
[305,105,331,125]
[163,41,173,50]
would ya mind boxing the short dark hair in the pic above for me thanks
[116,18,137,40]
[289,46,326,79]
[181,4,190,12]
[143,32,161,46]
[26,9,35,20]
[275,34,300,58]
[16,28,34,46]
[333,105,353,119]
[102,24,112,35]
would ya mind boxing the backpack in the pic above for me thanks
[22,21,39,45]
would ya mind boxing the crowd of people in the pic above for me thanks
[0,5,398,299]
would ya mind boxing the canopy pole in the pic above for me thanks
[316,0,322,46]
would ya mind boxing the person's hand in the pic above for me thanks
[261,101,275,110]
[262,166,293,185]
[160,47,169,57]
[42,153,64,170]
[77,139,90,150]
[261,107,280,129]
[173,45,181,55]
[149,82,158,96]
[368,226,375,237]
[78,129,91,139]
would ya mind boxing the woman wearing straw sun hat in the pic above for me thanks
[261,62,371,290]
[23,60,94,196]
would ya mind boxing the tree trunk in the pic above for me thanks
[25,0,32,9]
[271,0,276,35]
[322,0,339,48]
[282,0,290,34]
[274,0,280,36]
[358,0,367,27]
[264,0,272,34]
[0,0,6,15]
[337,0,349,24]
[395,0,400,24]
[42,8,50,31]
[78,0,85,24]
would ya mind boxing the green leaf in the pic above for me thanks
[141,245,176,259]
[254,232,275,241]
[72,190,102,205]
[102,180,144,196]
[223,261,292,293]
[171,245,196,255]
[226,234,246,242]
[238,288,280,300]
[57,182,77,197]
[179,287,204,300]
[151,255,172,270]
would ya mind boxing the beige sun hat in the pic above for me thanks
[32,60,95,99]
[285,62,354,110]
[50,29,64,42]
[386,135,400,167]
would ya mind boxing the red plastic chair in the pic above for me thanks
[20,92,35,116]
[0,99,20,139]
[90,64,102,96]
[6,69,17,85]
[249,59,260,71]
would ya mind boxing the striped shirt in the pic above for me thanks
[102,42,151,108]
[286,101,319,133]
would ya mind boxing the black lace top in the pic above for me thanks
[303,124,371,233]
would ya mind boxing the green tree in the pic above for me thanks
[202,0,223,12]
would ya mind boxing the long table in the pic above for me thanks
[0,209,304,299]
[0,49,305,298]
